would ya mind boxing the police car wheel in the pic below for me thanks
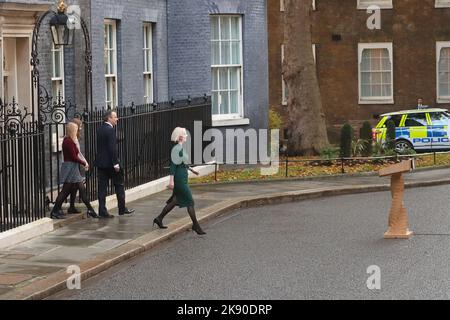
[395,140,413,153]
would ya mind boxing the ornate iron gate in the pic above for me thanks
[38,88,83,207]
[0,98,46,232]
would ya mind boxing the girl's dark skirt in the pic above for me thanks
[59,162,84,184]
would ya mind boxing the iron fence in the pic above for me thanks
[0,95,211,232]
[82,96,212,201]
[189,151,450,183]
[0,122,46,232]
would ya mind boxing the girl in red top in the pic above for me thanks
[50,122,98,219]
[67,118,88,214]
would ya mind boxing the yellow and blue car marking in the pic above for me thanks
[373,109,450,151]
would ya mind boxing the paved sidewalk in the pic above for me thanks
[0,167,450,299]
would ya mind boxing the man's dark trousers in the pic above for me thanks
[95,122,124,216]
[98,168,126,215]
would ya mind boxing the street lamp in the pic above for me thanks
[49,0,74,46]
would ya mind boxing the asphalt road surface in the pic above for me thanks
[51,185,450,300]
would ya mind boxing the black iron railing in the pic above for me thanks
[0,95,211,233]
[0,122,46,233]
[82,96,212,201]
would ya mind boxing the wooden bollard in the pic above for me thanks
[379,159,415,239]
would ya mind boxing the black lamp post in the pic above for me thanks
[49,0,74,46]
[31,0,93,125]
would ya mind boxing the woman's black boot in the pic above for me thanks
[153,199,177,229]
[188,206,206,235]
[153,217,168,229]
[87,210,99,219]
[50,208,66,220]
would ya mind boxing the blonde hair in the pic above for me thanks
[71,118,83,140]
[171,127,187,143]
[66,122,79,141]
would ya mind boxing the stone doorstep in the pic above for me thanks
[2,178,450,300]
[0,273,34,286]
[1,254,35,261]
[56,163,217,215]
[0,164,216,251]
[95,163,217,211]
[0,219,54,251]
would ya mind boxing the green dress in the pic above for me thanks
[168,144,194,208]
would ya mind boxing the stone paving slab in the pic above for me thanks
[0,287,11,296]
[0,167,450,299]
[2,254,34,261]
[0,274,33,286]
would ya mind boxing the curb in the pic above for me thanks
[53,213,87,230]
[2,177,450,300]
[190,164,450,187]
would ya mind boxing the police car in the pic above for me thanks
[373,108,450,152]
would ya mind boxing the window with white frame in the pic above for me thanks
[358,43,393,104]
[357,0,393,9]
[51,43,64,102]
[104,20,118,109]
[143,23,153,104]
[211,15,243,119]
[437,42,450,102]
[436,0,450,8]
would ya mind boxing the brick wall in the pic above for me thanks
[269,0,450,143]
[89,0,168,108]
[167,0,269,132]
[267,0,286,126]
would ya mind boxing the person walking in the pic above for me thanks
[94,110,134,219]
[50,122,98,220]
[153,127,206,235]
[67,117,87,214]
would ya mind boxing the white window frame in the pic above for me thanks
[211,15,244,121]
[435,0,450,8]
[51,43,64,102]
[358,42,394,104]
[143,22,153,104]
[357,0,393,9]
[104,19,118,109]
[1,30,33,107]
[436,41,450,103]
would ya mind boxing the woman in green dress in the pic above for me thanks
[153,127,206,235]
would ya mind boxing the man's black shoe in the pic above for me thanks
[119,208,135,216]
[50,210,66,220]
[99,213,115,219]
[68,207,82,214]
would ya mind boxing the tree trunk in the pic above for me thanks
[284,0,329,156]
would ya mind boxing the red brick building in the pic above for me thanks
[269,0,450,142]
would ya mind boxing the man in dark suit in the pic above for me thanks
[95,110,135,218]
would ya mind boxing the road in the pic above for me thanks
[51,184,450,300]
